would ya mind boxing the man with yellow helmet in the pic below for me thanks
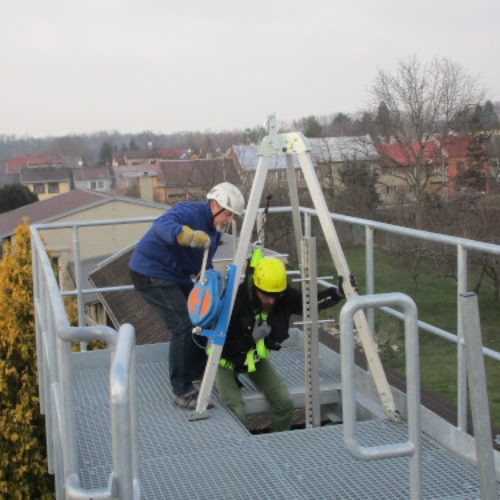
[215,254,351,432]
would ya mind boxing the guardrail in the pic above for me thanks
[31,225,139,499]
[32,205,500,467]
[295,206,500,433]
[340,293,422,500]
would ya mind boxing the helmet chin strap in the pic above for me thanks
[212,207,225,220]
[211,201,232,232]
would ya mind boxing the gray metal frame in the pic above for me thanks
[31,226,139,500]
[33,205,500,452]
[193,117,397,420]
[460,292,497,499]
[340,292,422,500]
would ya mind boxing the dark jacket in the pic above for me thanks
[222,277,343,370]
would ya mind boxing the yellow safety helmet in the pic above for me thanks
[253,257,287,294]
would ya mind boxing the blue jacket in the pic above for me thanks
[129,202,220,286]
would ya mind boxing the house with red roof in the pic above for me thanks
[5,154,64,174]
[111,148,190,167]
[376,135,492,201]
[440,135,491,196]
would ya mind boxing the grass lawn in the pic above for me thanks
[319,246,500,429]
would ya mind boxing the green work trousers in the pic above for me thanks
[215,358,293,432]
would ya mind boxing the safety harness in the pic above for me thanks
[208,311,270,373]
[244,312,270,372]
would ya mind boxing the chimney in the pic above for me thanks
[139,173,154,201]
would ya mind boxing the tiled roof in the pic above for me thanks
[376,135,477,166]
[376,141,442,166]
[156,158,240,187]
[5,154,64,173]
[0,188,167,239]
[70,166,113,181]
[19,166,71,183]
[157,148,189,159]
[0,189,109,238]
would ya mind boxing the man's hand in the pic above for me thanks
[251,319,271,343]
[177,226,210,248]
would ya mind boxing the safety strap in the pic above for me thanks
[206,346,235,371]
[244,312,270,372]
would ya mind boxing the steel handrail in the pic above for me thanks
[31,226,139,499]
[340,292,422,500]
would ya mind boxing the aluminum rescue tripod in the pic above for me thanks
[190,115,399,422]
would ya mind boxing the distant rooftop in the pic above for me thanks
[232,136,378,171]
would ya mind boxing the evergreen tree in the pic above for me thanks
[374,102,391,142]
[128,137,139,150]
[331,112,352,136]
[0,220,53,498]
[0,184,38,214]
[303,116,323,137]
[98,141,113,166]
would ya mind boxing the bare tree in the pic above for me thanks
[370,55,484,225]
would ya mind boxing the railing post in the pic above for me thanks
[457,244,468,431]
[460,292,497,500]
[72,225,87,351]
[365,226,375,334]
[111,324,139,500]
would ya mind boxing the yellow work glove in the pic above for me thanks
[177,225,210,248]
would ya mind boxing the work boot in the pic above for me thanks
[173,389,213,410]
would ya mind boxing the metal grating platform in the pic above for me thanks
[72,342,498,499]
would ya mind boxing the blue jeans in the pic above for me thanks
[130,271,207,396]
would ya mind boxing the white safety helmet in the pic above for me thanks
[206,182,245,216]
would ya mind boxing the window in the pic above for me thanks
[387,186,399,195]
[90,181,97,190]
[297,169,304,180]
[33,183,45,194]
[457,161,465,174]
[97,181,104,189]
[276,170,287,181]
[48,183,59,193]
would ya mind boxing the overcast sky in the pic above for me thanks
[1,0,499,138]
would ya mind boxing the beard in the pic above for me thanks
[215,222,230,232]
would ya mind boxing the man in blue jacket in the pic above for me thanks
[129,182,245,409]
